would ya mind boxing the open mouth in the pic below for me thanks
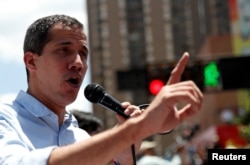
[67,77,81,87]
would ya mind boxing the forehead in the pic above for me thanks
[48,22,87,45]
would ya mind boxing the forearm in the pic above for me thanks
[48,116,146,165]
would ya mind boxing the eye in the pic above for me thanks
[56,46,75,58]
[61,47,69,52]
[79,50,88,60]
[79,51,87,57]
[79,45,88,58]
[56,47,69,55]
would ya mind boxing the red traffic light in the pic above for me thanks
[149,79,164,95]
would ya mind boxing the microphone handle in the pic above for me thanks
[99,94,129,119]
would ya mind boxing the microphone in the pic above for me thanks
[84,83,173,135]
[84,83,129,119]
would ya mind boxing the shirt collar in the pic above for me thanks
[15,90,64,118]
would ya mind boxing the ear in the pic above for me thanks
[23,52,37,71]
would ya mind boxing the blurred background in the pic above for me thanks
[1,0,250,164]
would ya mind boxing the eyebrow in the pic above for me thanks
[57,41,89,54]
[57,41,72,46]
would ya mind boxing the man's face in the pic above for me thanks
[27,23,88,109]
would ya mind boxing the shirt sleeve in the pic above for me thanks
[0,146,57,165]
[0,112,56,165]
[20,146,57,165]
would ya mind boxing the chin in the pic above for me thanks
[64,93,78,103]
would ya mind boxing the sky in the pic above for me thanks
[0,0,92,112]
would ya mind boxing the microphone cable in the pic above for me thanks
[121,112,137,165]
[121,104,174,165]
[128,104,151,165]
[131,144,137,165]
[129,104,150,165]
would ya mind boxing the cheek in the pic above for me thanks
[82,63,88,75]
[83,62,88,70]
[38,60,61,82]
[35,56,66,88]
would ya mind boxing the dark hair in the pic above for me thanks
[23,14,83,55]
[23,14,84,82]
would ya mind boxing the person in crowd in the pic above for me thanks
[0,14,203,165]
[71,110,103,135]
[137,140,171,165]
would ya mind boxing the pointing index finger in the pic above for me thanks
[167,52,190,85]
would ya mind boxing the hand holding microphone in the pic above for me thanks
[84,83,147,119]
[84,83,130,119]
[84,83,172,135]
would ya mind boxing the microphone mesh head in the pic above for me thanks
[84,83,105,103]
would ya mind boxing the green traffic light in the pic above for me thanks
[203,61,220,87]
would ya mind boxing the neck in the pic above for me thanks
[26,88,66,125]
[57,110,66,126]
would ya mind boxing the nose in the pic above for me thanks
[68,53,84,71]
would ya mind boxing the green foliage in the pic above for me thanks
[239,126,250,143]
[233,111,250,143]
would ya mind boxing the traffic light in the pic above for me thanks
[181,61,204,91]
[218,56,250,90]
[147,61,205,95]
[116,56,250,94]
[116,69,147,91]
[146,63,173,95]
[203,61,220,87]
[148,79,164,95]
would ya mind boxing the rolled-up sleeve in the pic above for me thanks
[0,113,56,165]
[0,104,57,165]
[0,145,56,165]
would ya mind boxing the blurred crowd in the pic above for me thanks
[71,108,249,165]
